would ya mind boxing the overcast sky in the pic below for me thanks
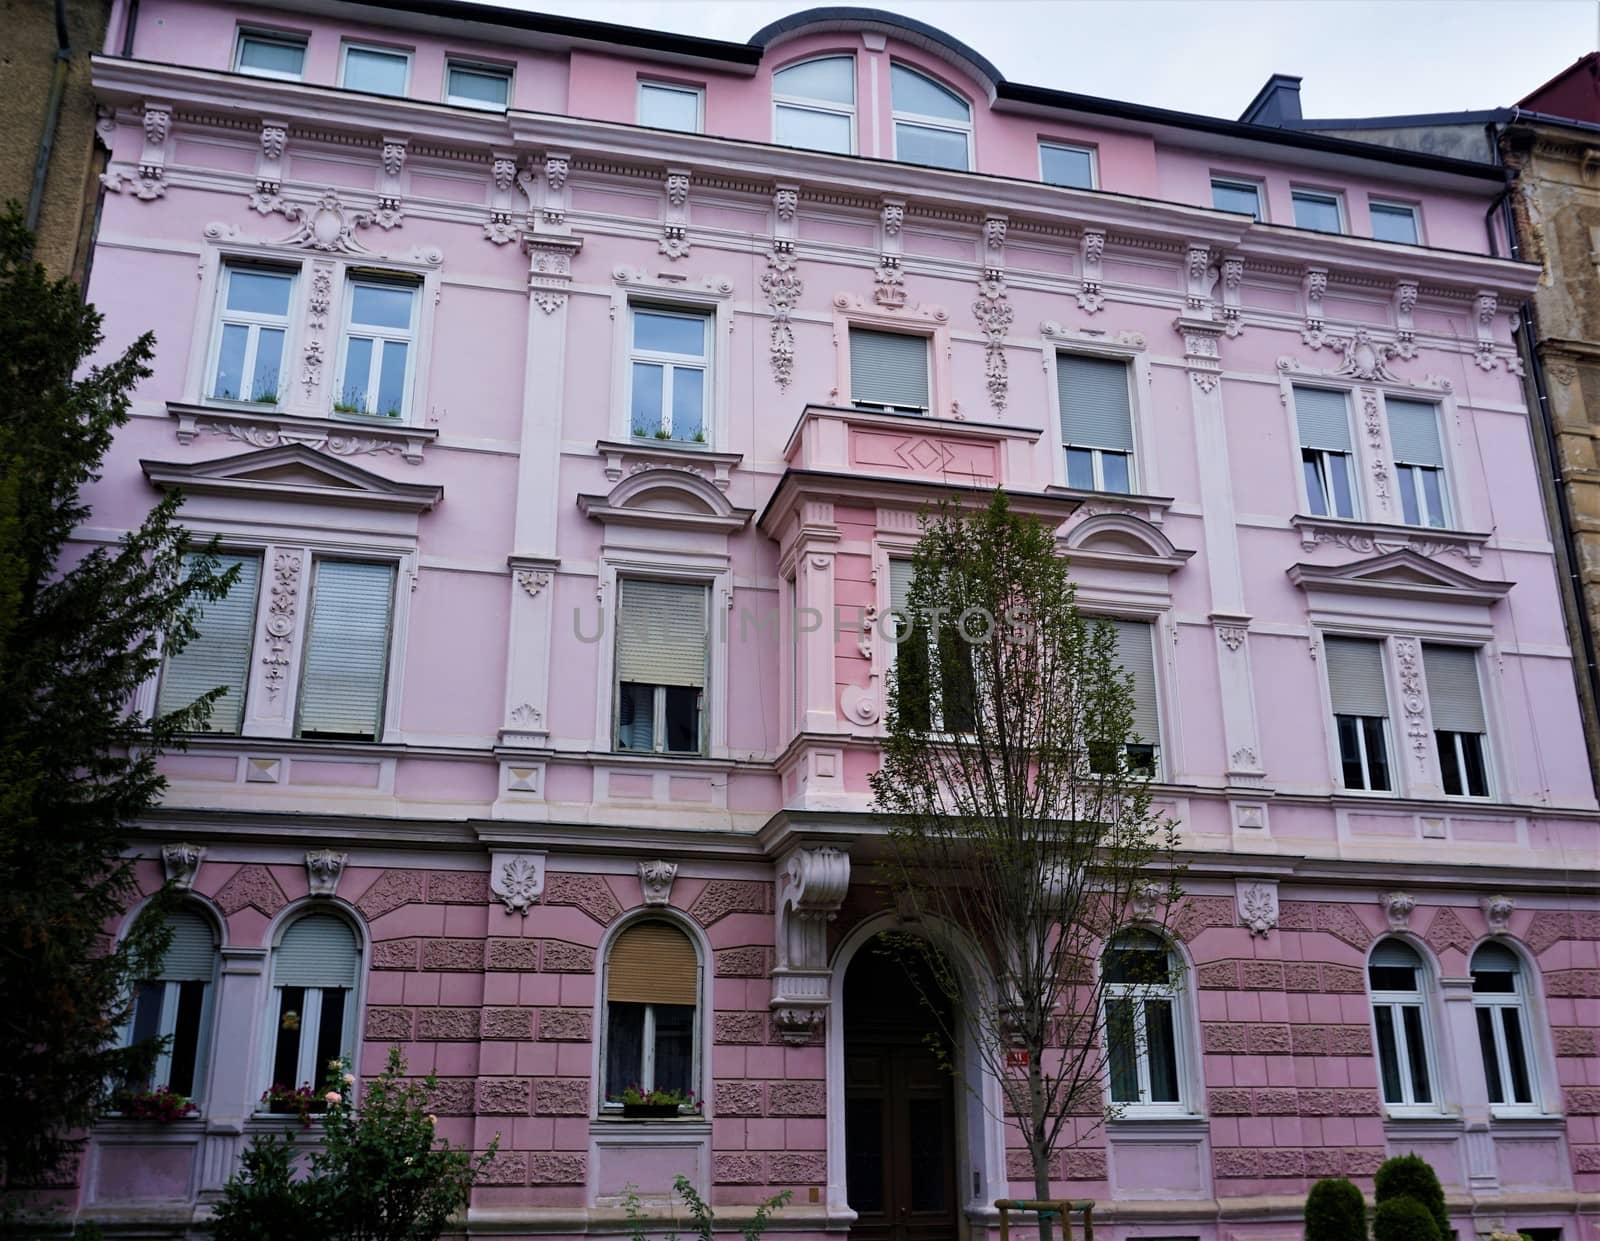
[471,0,1595,119]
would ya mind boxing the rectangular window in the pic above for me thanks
[1325,636,1391,792]
[235,30,307,80]
[850,329,929,414]
[615,579,708,756]
[603,922,698,1106]
[157,552,263,734]
[1105,619,1159,777]
[1424,645,1490,797]
[1058,354,1134,493]
[629,306,710,442]
[445,60,511,110]
[336,278,418,419]
[888,558,976,735]
[1211,178,1263,220]
[1294,386,1358,519]
[1371,201,1421,245]
[1104,936,1182,1109]
[295,560,396,741]
[639,81,703,133]
[1292,189,1344,234]
[341,44,410,96]
[1040,142,1095,189]
[210,264,295,404]
[1387,398,1450,529]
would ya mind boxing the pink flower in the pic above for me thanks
[325,1091,343,1105]
[425,1114,437,1126]
[343,1072,355,1086]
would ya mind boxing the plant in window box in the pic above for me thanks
[332,399,364,415]
[112,1084,199,1122]
[653,426,673,441]
[260,1082,329,1127]
[611,1084,699,1118]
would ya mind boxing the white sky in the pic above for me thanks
[464,0,1597,120]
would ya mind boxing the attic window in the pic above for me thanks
[891,64,971,171]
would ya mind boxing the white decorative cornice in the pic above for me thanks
[167,402,436,466]
[144,438,444,510]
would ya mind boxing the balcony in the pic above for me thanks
[780,404,1041,490]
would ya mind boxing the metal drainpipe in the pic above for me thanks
[25,0,74,237]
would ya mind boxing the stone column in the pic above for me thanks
[793,515,841,736]
[197,946,269,1195]
[1440,975,1498,1192]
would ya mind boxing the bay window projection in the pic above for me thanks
[1295,386,1358,519]
[1103,930,1185,1112]
[891,64,972,171]
[1058,354,1135,493]
[1368,939,1437,1110]
[156,551,263,734]
[1387,398,1451,529]
[615,579,708,755]
[294,560,396,741]
[603,921,699,1107]
[888,558,975,735]
[125,907,218,1100]
[629,307,710,442]
[210,265,294,403]
[267,914,360,1094]
[337,278,418,419]
[1324,636,1392,791]
[1471,943,1537,1110]
[1423,644,1490,797]
[850,328,929,414]
[772,56,855,154]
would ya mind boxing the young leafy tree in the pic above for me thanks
[0,205,234,1191]
[869,490,1183,1241]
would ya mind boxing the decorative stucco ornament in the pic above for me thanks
[638,860,678,906]
[305,849,348,897]
[491,851,547,915]
[1481,894,1515,935]
[162,842,205,891]
[1237,881,1279,938]
[1381,891,1416,932]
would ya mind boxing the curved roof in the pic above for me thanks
[750,6,1003,95]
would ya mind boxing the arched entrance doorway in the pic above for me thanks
[843,936,959,1241]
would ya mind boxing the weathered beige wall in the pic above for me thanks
[0,0,112,281]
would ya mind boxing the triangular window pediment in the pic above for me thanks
[141,445,442,512]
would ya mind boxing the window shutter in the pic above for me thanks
[296,561,395,738]
[1387,399,1445,467]
[1324,636,1389,717]
[1470,943,1519,974]
[1423,644,1486,732]
[1058,355,1134,451]
[1370,939,1422,970]
[274,915,359,989]
[157,909,217,982]
[1109,619,1159,743]
[616,580,707,688]
[889,558,915,616]
[607,922,698,1006]
[157,552,262,732]
[850,329,929,410]
[1294,387,1353,452]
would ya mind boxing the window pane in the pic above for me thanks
[652,1003,695,1095]
[344,47,408,96]
[129,983,164,1086]
[227,269,293,317]
[1041,144,1094,189]
[605,1001,646,1098]
[1294,193,1343,233]
[774,57,854,104]
[1302,452,1329,516]
[617,682,656,751]
[1212,181,1261,218]
[157,551,262,734]
[895,627,931,733]
[1476,1007,1504,1104]
[1399,469,1422,527]
[1066,448,1096,490]
[1328,454,1356,518]
[891,64,969,121]
[1336,715,1366,789]
[272,986,305,1088]
[239,35,306,78]
[1101,452,1131,494]
[640,84,700,132]
[663,684,700,753]
[252,328,284,401]
[351,283,414,330]
[630,363,664,436]
[214,323,248,400]
[1461,732,1489,797]
[671,368,705,441]
[1105,998,1139,1102]
[1439,732,1464,796]
[1421,469,1447,529]
[168,980,207,1097]
[1401,1005,1431,1103]
[1374,1006,1404,1103]
[1145,999,1180,1103]
[1372,204,1419,245]
[340,337,373,411]
[447,64,509,108]
[1105,942,1168,986]
[375,340,408,418]
[1362,716,1391,791]
[775,104,852,152]
[937,629,977,733]
[315,988,347,1078]
[1502,1009,1532,1103]
[296,561,395,739]
[634,310,706,357]
[895,122,969,171]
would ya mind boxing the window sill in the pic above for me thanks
[597,438,741,492]
[169,401,438,465]
[1105,1113,1208,1131]
[1381,1110,1457,1126]
[1290,514,1488,566]
[593,1113,710,1125]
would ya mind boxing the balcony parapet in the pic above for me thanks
[782,404,1040,490]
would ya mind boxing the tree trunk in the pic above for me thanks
[1028,1056,1054,1241]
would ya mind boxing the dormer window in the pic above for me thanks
[772,56,855,154]
[891,65,971,171]
[341,43,410,97]
[235,30,307,81]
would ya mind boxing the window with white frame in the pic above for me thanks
[888,558,976,735]
[1058,354,1135,493]
[235,29,307,80]
[1040,142,1095,189]
[340,43,410,96]
[1368,939,1437,1110]
[1211,177,1263,220]
[628,306,710,442]
[1098,618,1159,777]
[295,559,396,742]
[1471,943,1537,1111]
[1292,188,1344,234]
[602,920,700,1109]
[772,56,855,154]
[157,551,263,734]
[1294,386,1358,519]
[1424,644,1490,797]
[124,906,219,1102]
[850,328,929,414]
[1103,930,1185,1112]
[615,579,707,756]
[639,81,703,133]
[1371,200,1421,245]
[265,913,360,1097]
[445,59,511,110]
[1324,636,1393,792]
[209,264,295,404]
[1387,398,1451,529]
[891,64,972,171]
[336,277,418,419]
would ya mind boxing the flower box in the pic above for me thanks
[620,1102,683,1119]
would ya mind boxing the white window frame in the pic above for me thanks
[885,556,977,738]
[627,304,712,443]
[771,55,856,155]
[257,913,364,1105]
[1438,729,1491,798]
[638,80,705,133]
[1336,711,1394,792]
[1291,187,1347,234]
[117,906,219,1106]
[1210,175,1265,221]
[1396,462,1450,529]
[1102,934,1190,1118]
[1045,337,1154,495]
[1472,949,1541,1116]
[339,41,412,96]
[1039,141,1097,190]
[1302,447,1359,519]
[612,577,709,757]
[443,57,512,111]
[234,28,308,81]
[1370,198,1423,245]
[205,263,297,406]
[1368,943,1441,1116]
[890,64,974,172]
[595,915,707,1117]
[849,327,932,415]
[292,556,399,743]
[335,275,421,420]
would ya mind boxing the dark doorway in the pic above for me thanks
[843,936,959,1241]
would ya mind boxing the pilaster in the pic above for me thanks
[196,946,269,1193]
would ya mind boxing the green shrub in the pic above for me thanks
[1373,1197,1441,1241]
[1375,1154,1449,1239]
[210,1134,325,1241]
[1306,1176,1367,1241]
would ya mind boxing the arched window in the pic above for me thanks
[772,56,855,154]
[266,913,361,1094]
[1103,930,1186,1113]
[603,920,700,1109]
[891,64,972,171]
[126,906,219,1100]
[1368,940,1437,1110]
[1471,943,1537,1111]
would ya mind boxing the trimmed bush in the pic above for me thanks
[1373,1198,1441,1241]
[1306,1176,1368,1241]
[1375,1154,1449,1239]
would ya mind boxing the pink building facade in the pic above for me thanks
[74,3,1600,1238]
